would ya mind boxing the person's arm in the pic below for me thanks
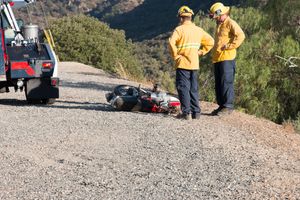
[198,30,215,56]
[226,20,245,50]
[168,29,181,60]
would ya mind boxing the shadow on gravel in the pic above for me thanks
[60,80,121,92]
[0,99,218,116]
[201,113,215,116]
[73,72,118,79]
[37,100,115,112]
[0,98,114,111]
[55,100,100,105]
[0,99,28,106]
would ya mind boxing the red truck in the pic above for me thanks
[0,0,59,104]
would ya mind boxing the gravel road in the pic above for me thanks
[0,62,299,199]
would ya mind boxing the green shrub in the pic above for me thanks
[294,113,300,134]
[50,15,143,80]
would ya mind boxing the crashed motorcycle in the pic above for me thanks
[106,84,181,114]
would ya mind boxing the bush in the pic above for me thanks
[50,15,143,80]
[294,113,300,134]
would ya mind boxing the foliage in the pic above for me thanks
[136,4,300,124]
[50,15,143,80]
[133,35,176,92]
[293,113,300,134]
[265,0,300,42]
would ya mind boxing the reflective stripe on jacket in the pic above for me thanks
[212,17,245,63]
[169,21,214,70]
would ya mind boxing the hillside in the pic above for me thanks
[15,0,243,40]
[14,0,283,41]
[0,62,299,199]
[93,0,248,40]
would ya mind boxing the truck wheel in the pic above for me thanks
[41,98,56,104]
[26,99,41,104]
[25,87,55,104]
[25,86,38,104]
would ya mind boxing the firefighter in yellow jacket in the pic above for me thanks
[209,2,245,116]
[169,6,214,120]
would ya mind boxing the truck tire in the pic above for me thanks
[25,78,59,104]
[25,85,38,104]
[26,98,41,104]
[26,97,56,105]
[41,98,56,104]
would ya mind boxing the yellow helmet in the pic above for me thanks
[178,6,194,17]
[209,2,230,18]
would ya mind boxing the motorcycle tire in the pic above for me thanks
[113,96,139,111]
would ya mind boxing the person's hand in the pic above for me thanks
[221,44,229,51]
[175,55,182,61]
[198,51,203,56]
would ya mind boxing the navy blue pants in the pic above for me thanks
[214,60,236,109]
[176,69,200,115]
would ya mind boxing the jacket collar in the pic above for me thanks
[217,16,230,25]
[182,21,193,25]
